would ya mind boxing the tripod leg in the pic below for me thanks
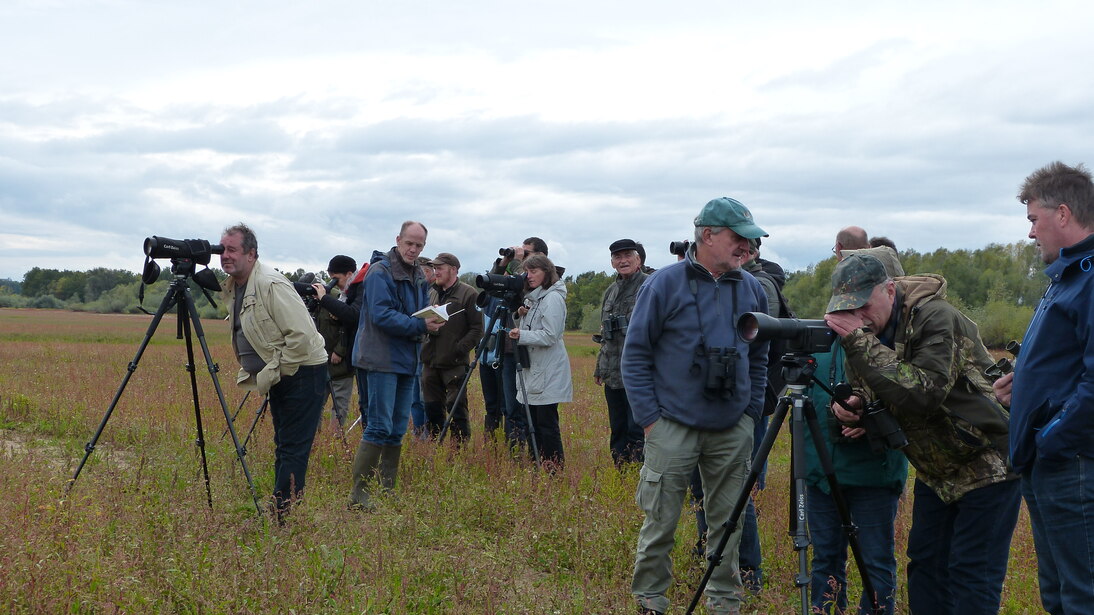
[180,308,214,509]
[181,285,262,515]
[685,398,791,615]
[67,284,183,495]
[221,390,251,441]
[437,362,476,444]
[242,396,269,451]
[803,399,882,613]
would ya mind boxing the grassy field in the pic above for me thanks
[0,308,1043,614]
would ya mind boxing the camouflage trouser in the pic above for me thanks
[632,416,753,615]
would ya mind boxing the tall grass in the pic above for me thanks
[0,308,1041,613]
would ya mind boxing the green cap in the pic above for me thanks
[826,253,888,313]
[693,197,768,239]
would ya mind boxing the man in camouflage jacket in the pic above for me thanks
[593,238,648,465]
[823,253,1019,615]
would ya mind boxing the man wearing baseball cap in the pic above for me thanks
[823,253,1018,615]
[623,197,769,615]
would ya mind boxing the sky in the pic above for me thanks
[2,0,1091,283]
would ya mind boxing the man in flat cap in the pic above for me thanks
[824,253,1018,615]
[420,252,484,441]
[623,197,770,615]
[594,239,649,466]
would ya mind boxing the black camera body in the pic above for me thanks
[292,273,335,314]
[601,314,629,341]
[738,311,835,355]
[669,240,691,257]
[831,382,908,454]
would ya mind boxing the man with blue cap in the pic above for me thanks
[623,197,770,615]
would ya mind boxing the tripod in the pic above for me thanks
[67,261,262,515]
[438,298,540,466]
[686,353,880,615]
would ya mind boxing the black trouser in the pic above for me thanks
[529,403,564,468]
[604,385,644,465]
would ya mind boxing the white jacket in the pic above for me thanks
[515,279,573,405]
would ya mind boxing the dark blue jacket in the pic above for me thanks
[1011,232,1094,472]
[352,248,429,375]
[622,248,768,431]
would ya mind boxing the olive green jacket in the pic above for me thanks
[841,274,1011,503]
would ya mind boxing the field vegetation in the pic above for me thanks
[0,308,1042,613]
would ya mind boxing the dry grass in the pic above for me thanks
[0,308,1042,613]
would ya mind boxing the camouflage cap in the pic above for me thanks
[826,253,889,313]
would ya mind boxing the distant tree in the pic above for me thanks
[0,278,20,294]
[21,267,65,297]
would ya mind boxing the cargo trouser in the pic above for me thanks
[632,415,753,615]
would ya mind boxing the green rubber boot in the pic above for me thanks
[378,445,402,491]
[348,440,383,510]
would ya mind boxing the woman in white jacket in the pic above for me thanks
[508,254,572,468]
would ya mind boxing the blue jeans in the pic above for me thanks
[808,484,900,615]
[267,363,327,511]
[1023,454,1094,615]
[409,363,425,434]
[906,477,1020,615]
[361,370,414,447]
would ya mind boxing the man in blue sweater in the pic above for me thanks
[623,197,769,615]
[996,161,1094,614]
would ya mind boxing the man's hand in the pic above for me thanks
[595,375,603,386]
[832,394,866,439]
[311,282,328,299]
[425,317,445,333]
[331,352,343,365]
[644,420,657,437]
[993,371,1013,407]
[824,311,864,337]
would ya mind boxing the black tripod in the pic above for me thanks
[686,353,880,615]
[66,261,262,515]
[438,299,541,466]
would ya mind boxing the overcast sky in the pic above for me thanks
[1,0,1089,283]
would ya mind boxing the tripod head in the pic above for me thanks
[779,352,820,387]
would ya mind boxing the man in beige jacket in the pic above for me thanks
[221,223,328,521]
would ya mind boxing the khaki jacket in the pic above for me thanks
[224,260,327,394]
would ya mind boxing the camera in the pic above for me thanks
[144,236,224,266]
[831,383,908,454]
[701,346,738,397]
[669,240,690,257]
[499,247,516,258]
[476,272,526,297]
[737,311,836,355]
[601,314,628,341]
[292,273,335,314]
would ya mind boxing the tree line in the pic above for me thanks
[1,242,1044,347]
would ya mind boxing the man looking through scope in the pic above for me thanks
[823,253,1018,615]
[220,223,329,522]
